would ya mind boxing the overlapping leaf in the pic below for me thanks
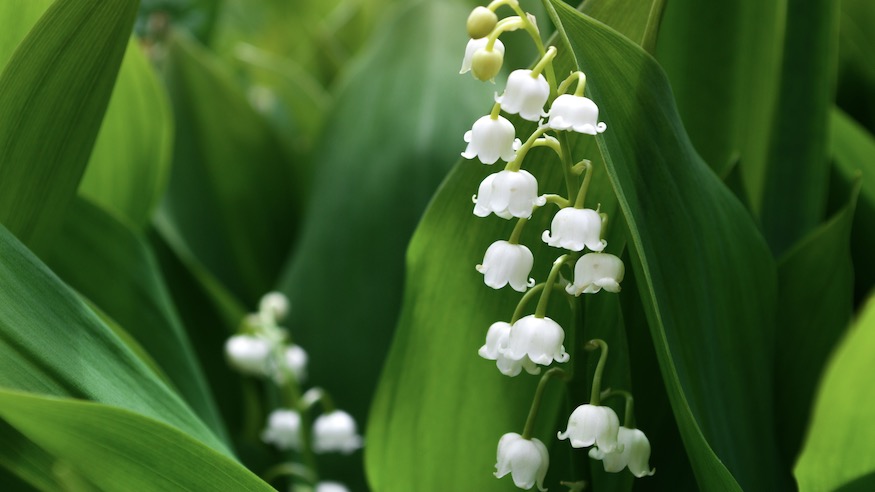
[0,223,228,456]
[0,0,138,253]
[544,1,783,488]
[45,198,227,442]
[0,390,272,492]
[158,30,299,304]
[794,296,875,491]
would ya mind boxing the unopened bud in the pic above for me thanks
[471,47,503,82]
[467,6,498,39]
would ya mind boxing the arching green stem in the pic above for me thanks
[301,387,337,413]
[601,389,635,428]
[508,217,528,244]
[531,135,562,159]
[534,255,569,318]
[558,132,576,200]
[490,102,502,120]
[531,46,557,78]
[262,462,317,485]
[506,126,550,172]
[573,160,593,209]
[486,16,524,50]
[511,283,566,323]
[585,339,609,405]
[543,194,570,208]
[521,368,570,439]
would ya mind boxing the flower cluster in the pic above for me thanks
[224,292,360,490]
[459,2,652,489]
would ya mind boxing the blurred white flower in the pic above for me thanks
[496,69,550,121]
[494,432,549,491]
[473,170,546,219]
[476,240,535,292]
[503,315,570,366]
[478,321,541,377]
[460,37,505,75]
[261,409,302,451]
[313,410,363,454]
[542,208,606,252]
[315,482,350,492]
[259,291,289,322]
[272,344,308,384]
[462,115,521,164]
[546,94,607,135]
[589,426,655,477]
[557,404,621,453]
[225,334,271,376]
[565,253,625,296]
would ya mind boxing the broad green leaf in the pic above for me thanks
[544,1,784,488]
[831,108,875,300]
[760,0,840,254]
[655,0,784,183]
[0,420,58,491]
[774,188,856,466]
[836,0,875,135]
[0,0,138,253]
[795,295,875,491]
[159,30,299,304]
[78,41,174,229]
[0,1,53,68]
[277,2,497,487]
[0,223,229,456]
[44,197,227,443]
[0,390,273,492]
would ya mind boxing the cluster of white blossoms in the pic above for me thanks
[224,292,360,492]
[459,1,653,489]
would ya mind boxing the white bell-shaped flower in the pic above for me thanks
[271,344,308,384]
[313,410,363,454]
[503,315,570,366]
[496,69,550,121]
[225,334,271,376]
[494,433,549,491]
[261,409,302,450]
[589,426,655,477]
[478,322,541,377]
[460,37,505,74]
[315,482,351,492]
[557,404,621,453]
[542,207,606,252]
[462,115,521,164]
[473,170,546,219]
[258,291,289,322]
[476,240,535,292]
[566,253,625,296]
[547,94,607,134]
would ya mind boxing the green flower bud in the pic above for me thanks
[467,6,498,39]
[471,47,503,82]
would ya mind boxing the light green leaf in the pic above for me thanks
[44,197,227,443]
[544,1,784,488]
[0,1,52,68]
[78,41,174,229]
[158,30,299,304]
[0,0,138,253]
[0,389,273,492]
[0,223,229,456]
[794,295,875,491]
[831,107,875,299]
[774,187,857,465]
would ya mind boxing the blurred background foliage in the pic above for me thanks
[0,0,873,490]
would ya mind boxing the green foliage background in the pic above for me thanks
[0,0,873,490]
